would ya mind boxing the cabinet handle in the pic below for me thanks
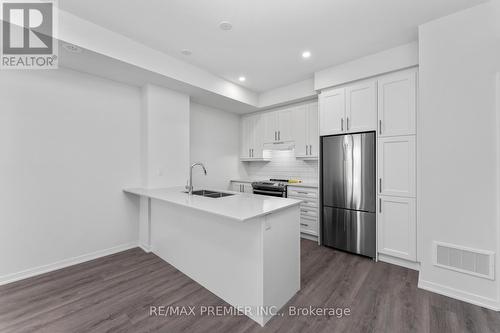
[300,223,309,227]
[379,178,382,193]
[379,198,382,213]
[341,118,344,131]
[274,131,277,141]
[309,145,312,155]
[306,145,309,155]
[346,117,349,131]
[251,149,253,157]
[278,131,281,140]
[379,120,382,134]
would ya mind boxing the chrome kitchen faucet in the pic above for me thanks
[186,162,207,195]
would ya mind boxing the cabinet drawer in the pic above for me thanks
[300,208,318,218]
[301,199,318,208]
[288,195,318,207]
[287,188,318,199]
[300,216,318,235]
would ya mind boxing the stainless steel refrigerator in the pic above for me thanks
[321,132,376,258]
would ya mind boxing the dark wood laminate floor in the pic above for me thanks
[1,240,499,333]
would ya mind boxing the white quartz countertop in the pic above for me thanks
[230,179,319,188]
[123,186,301,222]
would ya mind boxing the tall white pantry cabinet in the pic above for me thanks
[319,68,418,267]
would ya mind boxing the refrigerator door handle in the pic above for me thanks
[379,178,382,193]
[379,198,382,213]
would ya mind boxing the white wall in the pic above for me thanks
[314,41,418,90]
[258,79,316,109]
[142,84,190,188]
[418,1,500,309]
[0,68,141,283]
[190,103,244,190]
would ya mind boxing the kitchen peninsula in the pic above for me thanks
[124,187,301,326]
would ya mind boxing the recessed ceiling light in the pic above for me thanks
[219,21,233,31]
[238,76,246,82]
[302,51,311,59]
[62,43,82,53]
[181,49,192,56]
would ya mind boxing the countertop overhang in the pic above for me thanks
[123,186,301,222]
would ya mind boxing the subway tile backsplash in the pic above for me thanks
[243,150,318,183]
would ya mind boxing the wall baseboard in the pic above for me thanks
[378,254,420,271]
[139,244,151,253]
[418,278,500,311]
[0,242,139,286]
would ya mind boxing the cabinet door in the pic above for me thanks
[240,116,252,158]
[319,88,345,136]
[250,114,263,158]
[307,102,319,157]
[378,70,416,137]
[292,105,307,157]
[262,112,278,143]
[377,136,416,197]
[277,108,294,142]
[346,80,377,133]
[377,196,416,261]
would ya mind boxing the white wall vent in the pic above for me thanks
[433,242,495,280]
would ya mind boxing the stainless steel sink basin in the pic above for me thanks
[186,190,234,198]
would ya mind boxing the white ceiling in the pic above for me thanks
[60,0,487,92]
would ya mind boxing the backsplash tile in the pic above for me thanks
[243,150,318,183]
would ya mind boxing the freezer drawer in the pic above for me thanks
[322,207,376,258]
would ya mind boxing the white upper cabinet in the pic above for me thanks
[319,88,345,136]
[240,114,264,160]
[262,112,278,143]
[378,69,417,137]
[262,108,294,143]
[377,196,416,261]
[320,80,377,136]
[277,108,294,142]
[240,116,250,158]
[377,135,416,198]
[293,102,319,158]
[292,105,308,157]
[307,102,319,157]
[241,101,318,160]
[346,80,377,132]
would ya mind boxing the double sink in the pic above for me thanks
[187,190,234,198]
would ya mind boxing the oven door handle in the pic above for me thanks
[253,189,285,197]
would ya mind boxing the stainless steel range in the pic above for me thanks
[251,179,288,197]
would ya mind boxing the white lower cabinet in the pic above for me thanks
[377,196,416,261]
[231,181,252,193]
[287,186,319,238]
